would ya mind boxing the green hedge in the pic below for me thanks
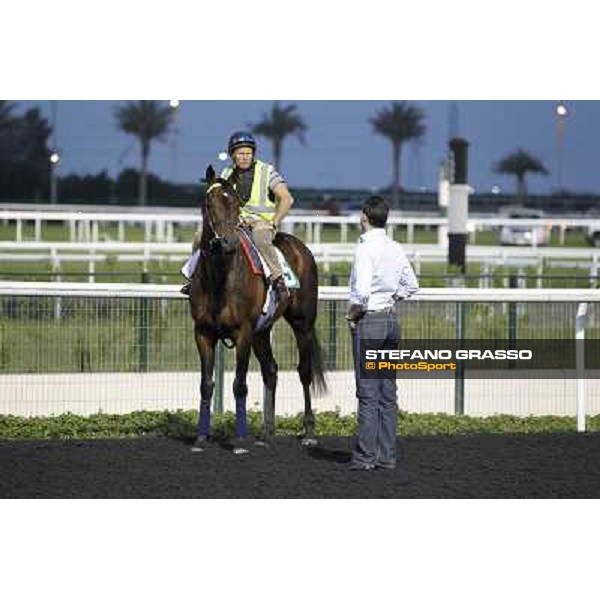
[1,410,599,440]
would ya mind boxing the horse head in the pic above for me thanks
[203,164,241,255]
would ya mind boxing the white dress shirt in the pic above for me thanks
[348,228,420,311]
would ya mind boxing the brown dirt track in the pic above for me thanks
[1,433,600,498]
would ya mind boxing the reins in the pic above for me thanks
[202,182,243,348]
[204,182,243,246]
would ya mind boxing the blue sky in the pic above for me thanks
[17,100,600,194]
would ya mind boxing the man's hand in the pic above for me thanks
[346,304,365,329]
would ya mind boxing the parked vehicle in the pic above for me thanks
[584,208,600,246]
[499,208,550,246]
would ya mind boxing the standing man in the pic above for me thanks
[181,131,294,302]
[346,196,419,471]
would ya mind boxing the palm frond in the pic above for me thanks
[114,100,173,142]
[494,148,549,177]
[370,101,427,144]
[250,101,308,144]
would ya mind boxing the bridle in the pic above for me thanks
[204,182,241,253]
[202,181,243,348]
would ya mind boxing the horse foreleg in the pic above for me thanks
[252,329,278,446]
[293,327,317,447]
[193,331,216,450]
[232,333,252,443]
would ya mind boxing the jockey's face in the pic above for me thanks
[232,147,254,170]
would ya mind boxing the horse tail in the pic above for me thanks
[310,329,328,396]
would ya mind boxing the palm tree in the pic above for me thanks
[0,101,17,130]
[0,101,17,161]
[250,102,307,171]
[20,108,53,199]
[370,101,427,206]
[0,104,52,200]
[114,101,173,205]
[494,148,549,198]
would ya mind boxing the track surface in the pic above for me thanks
[1,433,600,498]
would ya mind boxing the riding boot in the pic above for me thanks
[180,282,192,296]
[272,276,289,304]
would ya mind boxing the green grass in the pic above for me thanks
[0,256,594,290]
[0,260,185,284]
[0,295,590,374]
[2,219,596,287]
[0,221,595,247]
[0,222,595,375]
[0,222,198,244]
[310,223,594,247]
[1,221,596,288]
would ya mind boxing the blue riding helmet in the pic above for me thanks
[228,131,257,155]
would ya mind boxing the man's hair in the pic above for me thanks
[362,195,389,228]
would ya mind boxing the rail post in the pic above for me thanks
[508,274,518,344]
[455,299,465,415]
[328,273,338,369]
[138,271,150,372]
[576,303,588,432]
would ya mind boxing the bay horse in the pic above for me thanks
[188,165,327,453]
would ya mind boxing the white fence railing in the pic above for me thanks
[2,280,600,302]
[0,281,597,428]
[1,208,596,244]
[2,242,600,283]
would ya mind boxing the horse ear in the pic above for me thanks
[205,165,216,183]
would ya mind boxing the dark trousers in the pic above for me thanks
[351,309,399,468]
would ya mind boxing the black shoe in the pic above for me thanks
[180,282,191,296]
[375,463,396,470]
[347,462,376,472]
[272,276,289,303]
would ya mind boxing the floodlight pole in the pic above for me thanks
[50,101,59,204]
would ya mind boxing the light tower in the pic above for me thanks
[556,101,568,192]
[169,100,180,182]
[49,100,59,203]
[50,151,60,203]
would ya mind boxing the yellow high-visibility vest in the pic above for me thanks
[220,160,277,222]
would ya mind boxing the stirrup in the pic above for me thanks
[272,276,289,301]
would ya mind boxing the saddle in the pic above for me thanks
[238,229,300,289]
[238,229,300,333]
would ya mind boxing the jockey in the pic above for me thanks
[181,131,294,302]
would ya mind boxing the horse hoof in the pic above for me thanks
[190,436,207,453]
[232,447,250,456]
[301,437,318,448]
